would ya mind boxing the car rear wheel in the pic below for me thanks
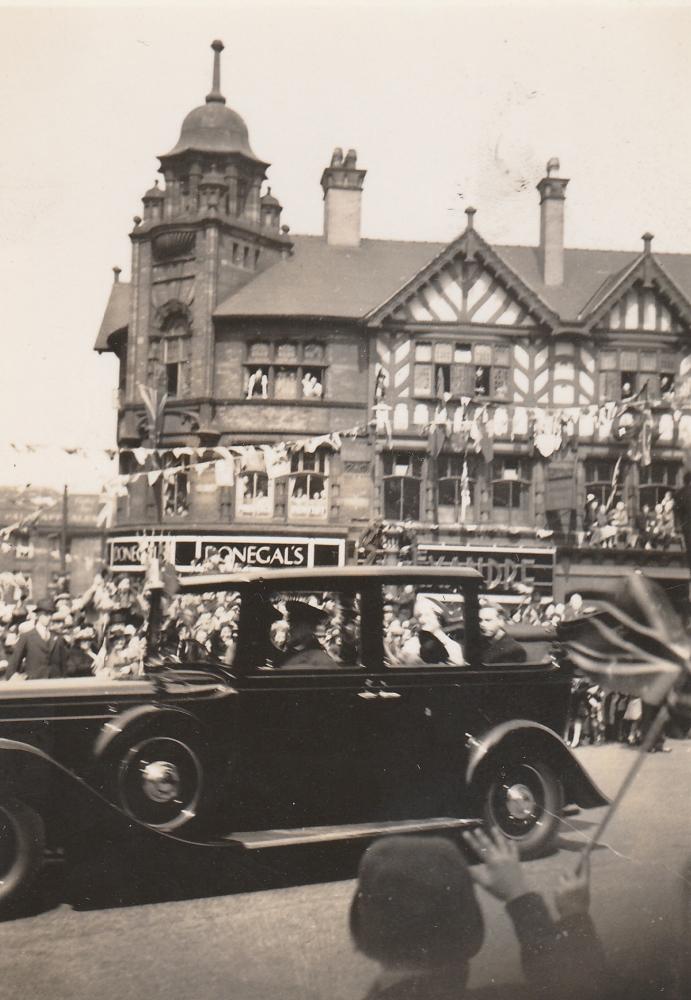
[481,760,563,859]
[0,798,45,907]
[95,725,205,832]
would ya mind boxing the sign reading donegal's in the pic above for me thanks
[108,534,345,572]
[418,544,555,599]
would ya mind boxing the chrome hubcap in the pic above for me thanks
[141,760,181,803]
[505,782,537,820]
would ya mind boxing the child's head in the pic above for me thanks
[350,835,484,972]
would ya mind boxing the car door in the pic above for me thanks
[357,579,478,821]
[225,583,384,830]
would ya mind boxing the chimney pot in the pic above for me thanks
[537,159,568,286]
[465,206,476,230]
[331,147,343,167]
[642,232,654,254]
[113,266,122,283]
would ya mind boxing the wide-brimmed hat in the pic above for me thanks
[284,600,330,630]
[36,598,56,615]
[350,836,484,969]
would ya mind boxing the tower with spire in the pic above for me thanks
[121,40,290,440]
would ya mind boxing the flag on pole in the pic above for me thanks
[565,572,689,704]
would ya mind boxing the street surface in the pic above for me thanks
[0,742,689,1000]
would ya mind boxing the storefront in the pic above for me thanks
[107,532,346,573]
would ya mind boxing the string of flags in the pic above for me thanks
[95,423,370,528]
[381,384,691,464]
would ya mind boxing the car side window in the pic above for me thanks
[382,585,466,668]
[265,590,362,670]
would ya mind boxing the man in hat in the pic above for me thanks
[276,600,341,668]
[5,598,67,680]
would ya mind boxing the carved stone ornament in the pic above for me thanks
[152,300,193,336]
[152,230,197,262]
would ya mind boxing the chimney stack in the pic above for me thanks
[320,147,366,247]
[537,157,569,286]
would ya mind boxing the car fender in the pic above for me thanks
[92,703,204,762]
[0,736,147,847]
[465,720,609,809]
[0,738,237,854]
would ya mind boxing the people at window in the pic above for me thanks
[302,373,323,398]
[247,367,269,398]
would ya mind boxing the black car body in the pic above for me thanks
[0,566,606,907]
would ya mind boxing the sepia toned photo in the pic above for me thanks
[0,2,689,998]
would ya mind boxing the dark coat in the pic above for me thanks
[480,631,527,666]
[5,629,67,680]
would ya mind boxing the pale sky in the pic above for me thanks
[2,0,691,490]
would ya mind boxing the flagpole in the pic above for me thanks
[574,700,671,874]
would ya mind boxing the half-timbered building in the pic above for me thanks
[96,42,691,604]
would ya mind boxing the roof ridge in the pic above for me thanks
[291,232,447,246]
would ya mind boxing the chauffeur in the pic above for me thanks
[4,598,67,680]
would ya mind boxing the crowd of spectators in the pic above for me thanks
[0,559,242,682]
[583,491,677,549]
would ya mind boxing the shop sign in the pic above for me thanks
[108,534,344,572]
[418,544,555,599]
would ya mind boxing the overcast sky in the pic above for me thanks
[1,0,691,491]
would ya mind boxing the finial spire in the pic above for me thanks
[206,39,226,105]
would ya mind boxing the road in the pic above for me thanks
[0,742,689,1000]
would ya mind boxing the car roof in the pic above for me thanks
[178,565,483,591]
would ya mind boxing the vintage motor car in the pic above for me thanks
[0,566,607,907]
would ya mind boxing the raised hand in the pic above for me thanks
[463,827,529,903]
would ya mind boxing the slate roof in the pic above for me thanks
[214,235,447,320]
[95,233,691,350]
[95,281,130,351]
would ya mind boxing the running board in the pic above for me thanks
[219,816,480,850]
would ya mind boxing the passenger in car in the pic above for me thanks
[479,606,527,666]
[276,600,342,668]
[397,596,465,666]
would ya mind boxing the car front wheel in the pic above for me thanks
[0,798,45,907]
[95,725,205,832]
[481,760,563,859]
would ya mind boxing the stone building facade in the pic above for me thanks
[96,41,691,604]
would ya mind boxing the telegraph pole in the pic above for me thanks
[60,484,68,578]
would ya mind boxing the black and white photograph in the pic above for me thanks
[0,1,690,998]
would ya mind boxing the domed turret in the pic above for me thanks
[160,41,265,164]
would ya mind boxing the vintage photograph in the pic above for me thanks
[0,2,690,998]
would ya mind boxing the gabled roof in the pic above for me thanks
[578,248,691,330]
[366,225,559,327]
[95,281,130,351]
